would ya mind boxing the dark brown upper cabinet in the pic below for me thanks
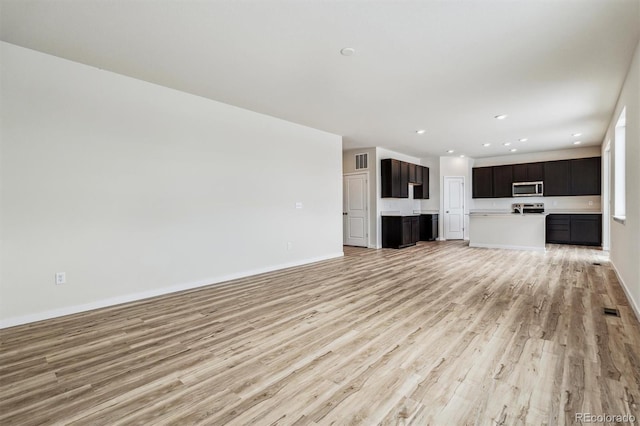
[513,162,544,182]
[543,160,571,196]
[570,157,601,196]
[422,166,430,198]
[381,159,405,198]
[492,165,513,198]
[472,167,493,198]
[413,166,430,199]
[381,158,419,198]
[408,163,417,183]
[472,157,601,199]
[414,164,424,185]
[399,161,409,197]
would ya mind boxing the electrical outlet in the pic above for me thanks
[55,272,66,285]
[287,242,292,250]
[588,200,594,206]
[295,202,303,209]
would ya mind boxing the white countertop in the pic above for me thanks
[380,213,420,217]
[546,210,602,214]
[381,210,437,217]
[470,209,601,215]
[470,212,547,217]
[469,210,510,214]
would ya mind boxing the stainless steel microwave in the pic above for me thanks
[512,181,543,197]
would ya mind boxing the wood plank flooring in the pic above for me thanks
[1,242,639,425]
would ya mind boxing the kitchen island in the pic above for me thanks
[469,212,547,252]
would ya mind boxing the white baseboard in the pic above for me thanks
[0,252,344,329]
[610,261,640,323]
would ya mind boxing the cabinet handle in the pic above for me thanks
[343,212,348,215]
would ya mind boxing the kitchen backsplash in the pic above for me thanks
[472,195,602,212]
[380,197,421,215]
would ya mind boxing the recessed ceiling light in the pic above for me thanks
[460,155,465,158]
[447,150,454,153]
[573,141,582,145]
[340,47,356,56]
[416,129,426,134]
[572,133,582,137]
[494,114,508,120]
[519,138,528,142]
[482,143,491,147]
[503,142,511,146]
[510,148,517,152]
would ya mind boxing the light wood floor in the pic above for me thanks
[1,242,639,425]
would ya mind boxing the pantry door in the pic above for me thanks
[443,176,465,240]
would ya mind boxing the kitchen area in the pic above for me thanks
[370,150,603,252]
[344,147,603,251]
[469,156,602,251]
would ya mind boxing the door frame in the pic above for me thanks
[442,175,466,241]
[343,171,370,248]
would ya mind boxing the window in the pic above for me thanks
[614,108,626,223]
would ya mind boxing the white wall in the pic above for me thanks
[342,148,377,248]
[472,146,601,167]
[0,42,343,327]
[603,41,640,319]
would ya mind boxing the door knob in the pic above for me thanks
[446,211,449,213]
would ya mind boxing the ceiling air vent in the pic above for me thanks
[355,153,368,170]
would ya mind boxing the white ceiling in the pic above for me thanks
[1,0,638,159]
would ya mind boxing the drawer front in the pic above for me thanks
[546,214,570,225]
[546,214,571,243]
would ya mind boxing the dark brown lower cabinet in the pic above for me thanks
[570,215,602,246]
[419,214,438,241]
[382,216,420,249]
[546,215,571,243]
[546,214,601,246]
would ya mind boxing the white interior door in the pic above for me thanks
[343,173,368,247]
[443,176,464,240]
